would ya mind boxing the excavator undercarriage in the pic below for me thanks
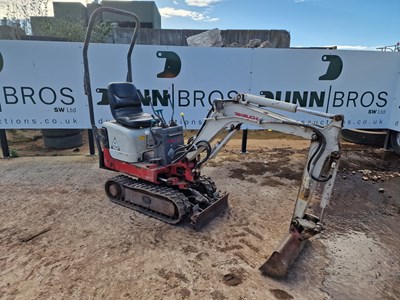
[105,175,228,230]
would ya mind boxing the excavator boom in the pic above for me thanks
[182,93,343,277]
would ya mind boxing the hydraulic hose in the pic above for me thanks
[279,121,332,182]
[193,141,212,169]
[171,140,211,167]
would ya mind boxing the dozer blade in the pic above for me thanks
[259,228,306,278]
[190,193,229,231]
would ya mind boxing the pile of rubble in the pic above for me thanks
[187,28,274,48]
[225,39,273,48]
[341,168,400,194]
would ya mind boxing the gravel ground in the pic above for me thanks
[0,140,399,300]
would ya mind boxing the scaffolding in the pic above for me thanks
[377,42,400,52]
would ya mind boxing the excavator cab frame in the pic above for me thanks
[83,6,140,168]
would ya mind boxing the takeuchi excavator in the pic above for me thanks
[83,7,343,278]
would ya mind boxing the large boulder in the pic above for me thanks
[186,28,223,47]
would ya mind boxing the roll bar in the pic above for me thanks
[83,6,140,131]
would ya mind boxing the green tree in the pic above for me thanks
[6,0,111,42]
[30,17,86,41]
[38,18,112,42]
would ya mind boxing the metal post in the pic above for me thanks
[241,129,248,154]
[0,129,10,158]
[88,129,95,155]
[383,130,391,150]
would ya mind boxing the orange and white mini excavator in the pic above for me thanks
[83,7,343,278]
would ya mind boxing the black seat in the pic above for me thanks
[108,82,155,128]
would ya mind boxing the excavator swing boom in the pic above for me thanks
[180,93,343,277]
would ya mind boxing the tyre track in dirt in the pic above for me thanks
[0,145,399,299]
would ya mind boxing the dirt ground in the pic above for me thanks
[0,131,399,300]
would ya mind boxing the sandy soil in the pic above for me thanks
[0,133,399,300]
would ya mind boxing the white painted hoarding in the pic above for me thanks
[0,41,88,128]
[88,44,252,128]
[0,40,399,131]
[250,49,400,130]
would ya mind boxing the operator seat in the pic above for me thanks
[108,82,155,128]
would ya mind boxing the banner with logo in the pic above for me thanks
[0,41,88,129]
[89,44,252,128]
[250,49,400,130]
[0,40,399,131]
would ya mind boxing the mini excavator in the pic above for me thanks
[83,7,343,278]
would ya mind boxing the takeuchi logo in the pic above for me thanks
[156,51,181,78]
[319,54,343,80]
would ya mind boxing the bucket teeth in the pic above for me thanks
[259,229,306,278]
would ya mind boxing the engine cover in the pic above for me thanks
[103,121,153,163]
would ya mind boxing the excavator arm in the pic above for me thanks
[182,93,343,277]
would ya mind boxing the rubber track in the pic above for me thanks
[107,175,190,224]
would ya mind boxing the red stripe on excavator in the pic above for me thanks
[102,148,196,187]
[103,148,164,183]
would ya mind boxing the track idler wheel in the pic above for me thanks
[259,228,306,278]
[105,179,123,201]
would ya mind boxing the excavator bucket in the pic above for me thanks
[190,193,229,231]
[259,228,306,278]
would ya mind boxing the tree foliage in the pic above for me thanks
[38,18,112,42]
[5,0,112,42]
[33,17,87,42]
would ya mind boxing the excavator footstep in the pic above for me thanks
[190,193,229,231]
[259,229,307,278]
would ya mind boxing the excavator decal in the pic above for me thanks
[235,112,259,121]
[111,137,120,151]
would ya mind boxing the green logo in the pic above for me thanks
[0,52,3,72]
[319,55,343,80]
[157,51,181,78]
